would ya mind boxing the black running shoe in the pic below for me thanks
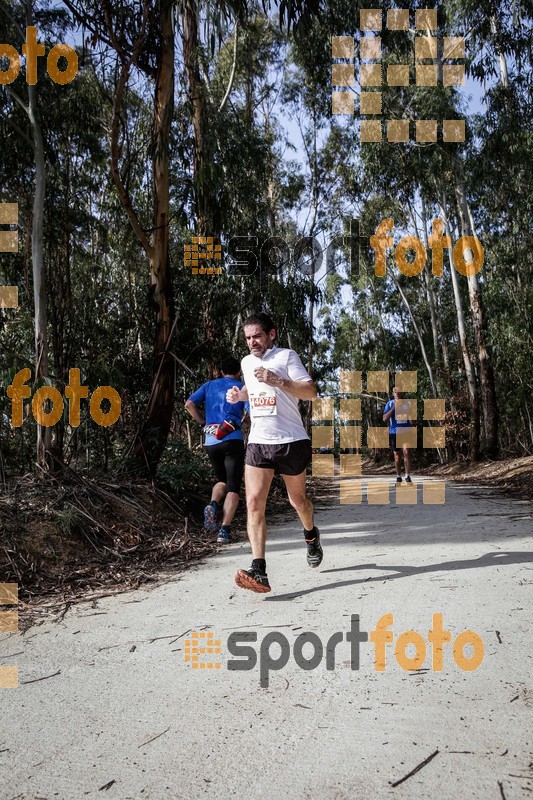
[396,476,402,483]
[235,566,271,593]
[306,527,323,568]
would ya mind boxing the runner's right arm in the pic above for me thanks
[226,385,249,403]
[383,401,395,422]
[186,382,207,425]
[185,399,206,425]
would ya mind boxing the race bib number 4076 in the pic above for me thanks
[251,391,277,416]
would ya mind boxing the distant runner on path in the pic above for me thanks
[383,386,413,484]
[226,312,321,593]
[185,356,247,544]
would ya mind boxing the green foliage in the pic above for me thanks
[156,439,213,495]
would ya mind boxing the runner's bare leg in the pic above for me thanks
[394,450,401,476]
[221,491,239,526]
[210,482,226,504]
[282,471,314,531]
[245,465,275,558]
[403,446,411,476]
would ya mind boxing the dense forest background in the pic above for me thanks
[0,0,532,496]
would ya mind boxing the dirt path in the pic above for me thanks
[1,476,532,799]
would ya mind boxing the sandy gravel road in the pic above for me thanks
[1,476,532,799]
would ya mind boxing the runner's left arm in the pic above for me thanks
[276,376,317,400]
[254,355,317,400]
[275,349,317,400]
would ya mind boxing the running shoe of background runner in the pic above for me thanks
[217,526,231,544]
[203,501,218,533]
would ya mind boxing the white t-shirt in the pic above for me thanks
[241,346,312,444]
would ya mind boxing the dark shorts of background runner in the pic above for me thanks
[246,439,312,476]
[205,439,245,493]
[389,433,408,453]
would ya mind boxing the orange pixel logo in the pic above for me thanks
[184,237,222,275]
[332,8,466,143]
[184,631,222,670]
[0,202,19,309]
[0,583,19,688]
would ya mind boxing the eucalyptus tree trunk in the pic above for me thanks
[28,83,50,467]
[66,0,178,471]
[393,277,437,397]
[453,170,499,457]
[182,0,219,376]
[307,110,319,376]
[490,15,510,88]
[439,194,480,461]
[23,0,51,470]
[420,196,449,372]
[182,0,213,236]
[132,0,176,470]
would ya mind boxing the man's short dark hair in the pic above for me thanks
[220,356,241,376]
[243,312,276,336]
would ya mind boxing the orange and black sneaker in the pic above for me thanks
[235,565,271,593]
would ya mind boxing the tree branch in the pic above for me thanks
[219,21,238,113]
[3,113,33,150]
[0,2,25,41]
[4,86,29,117]
[61,0,116,52]
[101,0,127,61]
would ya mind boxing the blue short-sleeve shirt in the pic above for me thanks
[188,377,248,445]
[384,399,412,434]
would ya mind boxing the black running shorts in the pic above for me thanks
[246,439,312,476]
[389,433,410,452]
[205,439,245,493]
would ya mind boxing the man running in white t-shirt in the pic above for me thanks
[226,312,321,593]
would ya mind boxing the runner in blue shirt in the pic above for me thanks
[185,357,248,543]
[383,386,413,483]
